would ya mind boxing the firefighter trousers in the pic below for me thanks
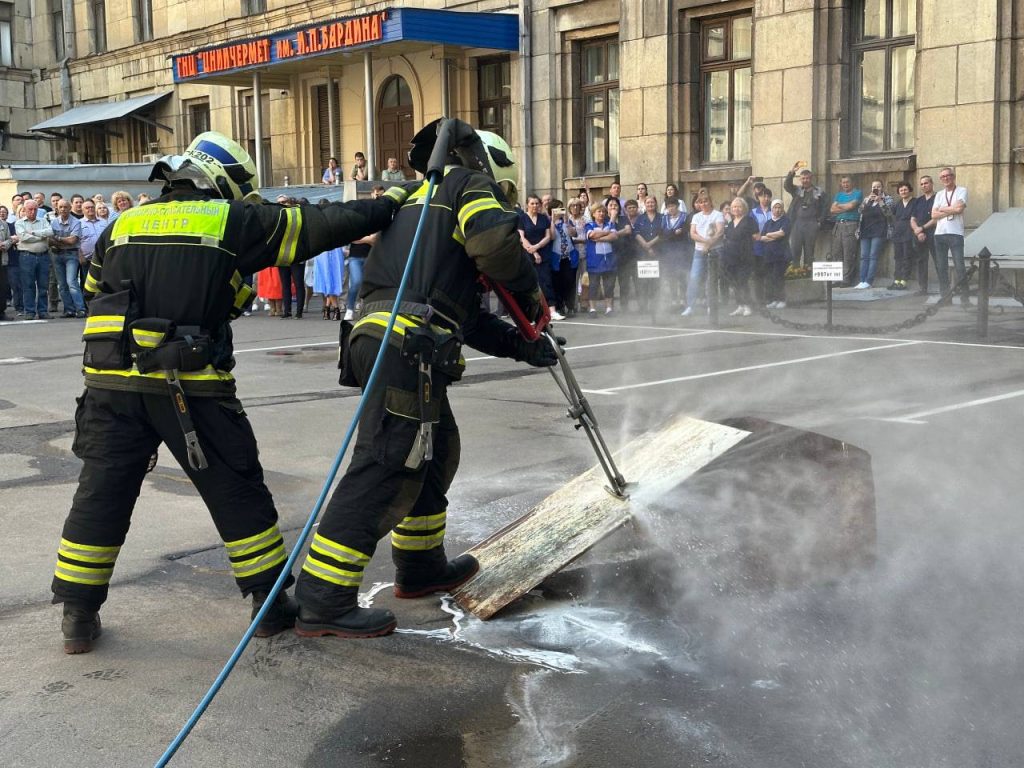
[51,387,291,610]
[296,334,461,616]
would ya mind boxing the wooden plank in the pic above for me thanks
[452,416,751,619]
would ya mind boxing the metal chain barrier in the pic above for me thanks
[991,260,1024,309]
[709,253,979,335]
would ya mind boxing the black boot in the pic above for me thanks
[62,602,102,654]
[394,553,480,599]
[251,589,299,638]
[294,585,396,639]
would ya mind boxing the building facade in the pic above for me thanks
[0,0,1020,225]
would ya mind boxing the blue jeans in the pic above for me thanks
[858,237,884,285]
[345,256,365,311]
[20,251,51,317]
[52,251,85,313]
[686,250,708,308]
[933,234,966,296]
[7,262,22,311]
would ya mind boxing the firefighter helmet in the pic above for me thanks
[150,131,261,202]
[476,129,517,207]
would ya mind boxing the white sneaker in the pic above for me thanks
[680,307,693,317]
[766,301,777,309]
[775,301,786,309]
[550,310,565,321]
[343,309,354,321]
[729,306,744,316]
[742,305,752,317]
[855,282,871,289]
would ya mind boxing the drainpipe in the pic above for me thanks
[326,65,337,162]
[59,0,76,160]
[518,0,533,195]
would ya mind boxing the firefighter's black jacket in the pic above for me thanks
[355,165,539,372]
[81,184,407,396]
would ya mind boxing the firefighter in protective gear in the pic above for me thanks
[294,119,558,638]
[51,130,410,654]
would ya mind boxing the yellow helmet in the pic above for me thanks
[150,131,260,201]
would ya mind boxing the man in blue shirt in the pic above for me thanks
[829,176,863,287]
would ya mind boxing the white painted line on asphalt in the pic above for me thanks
[872,387,1024,425]
[463,331,714,362]
[235,341,337,354]
[0,357,34,364]
[581,340,921,394]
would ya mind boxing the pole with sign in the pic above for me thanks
[813,261,843,329]
[636,259,660,324]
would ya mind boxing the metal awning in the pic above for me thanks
[29,92,173,134]
[965,208,1024,258]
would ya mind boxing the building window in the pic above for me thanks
[51,0,65,60]
[700,14,751,164]
[129,117,158,161]
[184,98,210,138]
[0,120,9,152]
[133,0,153,43]
[242,0,266,15]
[581,37,619,174]
[0,2,13,67]
[90,0,106,54]
[851,0,915,152]
[478,57,511,141]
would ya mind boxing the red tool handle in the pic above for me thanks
[479,276,551,342]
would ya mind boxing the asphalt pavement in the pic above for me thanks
[2,288,1023,767]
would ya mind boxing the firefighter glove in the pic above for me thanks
[511,333,565,368]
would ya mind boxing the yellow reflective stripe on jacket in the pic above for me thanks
[229,271,255,315]
[383,186,409,204]
[224,525,282,559]
[84,272,102,293]
[274,207,301,266]
[131,328,165,348]
[457,196,503,233]
[353,312,425,338]
[354,312,455,340]
[393,512,447,532]
[309,533,371,566]
[83,364,234,383]
[301,556,364,587]
[110,201,230,240]
[54,561,114,585]
[83,315,125,335]
[58,538,120,564]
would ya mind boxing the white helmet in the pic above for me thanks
[150,131,260,201]
[476,130,516,186]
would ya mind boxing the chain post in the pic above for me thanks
[977,247,991,338]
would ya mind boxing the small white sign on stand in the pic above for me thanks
[637,260,660,279]
[812,261,844,281]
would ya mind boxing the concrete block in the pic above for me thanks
[920,0,997,48]
[754,11,814,71]
[643,86,669,136]
[755,0,785,16]
[782,65,814,124]
[916,46,958,109]
[618,88,644,139]
[753,70,783,125]
[917,104,993,168]
[784,0,816,10]
[956,41,997,105]
[751,121,811,177]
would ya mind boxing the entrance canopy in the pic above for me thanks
[29,92,173,135]
[170,7,519,87]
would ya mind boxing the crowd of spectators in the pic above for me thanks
[1,189,144,320]
[2,164,970,324]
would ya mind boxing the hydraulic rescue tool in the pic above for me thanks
[480,276,629,499]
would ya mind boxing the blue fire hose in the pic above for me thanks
[154,121,455,767]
